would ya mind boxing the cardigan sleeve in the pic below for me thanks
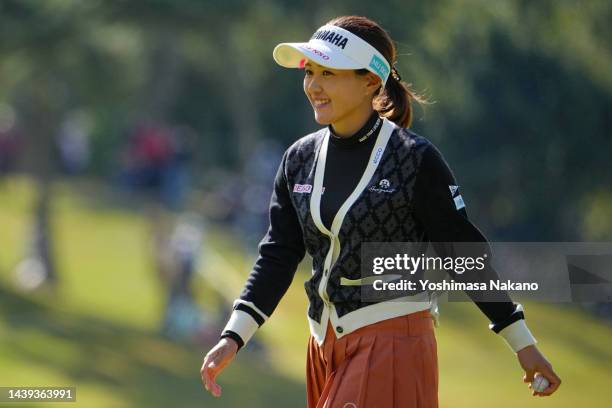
[413,143,537,352]
[220,150,306,349]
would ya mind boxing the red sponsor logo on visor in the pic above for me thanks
[303,45,330,60]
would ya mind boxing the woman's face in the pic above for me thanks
[303,60,379,134]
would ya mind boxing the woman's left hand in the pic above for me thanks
[516,345,561,396]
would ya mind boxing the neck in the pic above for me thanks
[331,106,376,138]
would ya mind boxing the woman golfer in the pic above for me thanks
[201,15,561,407]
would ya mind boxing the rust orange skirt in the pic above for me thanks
[306,310,438,408]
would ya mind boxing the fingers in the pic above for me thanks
[200,352,223,397]
[200,355,212,393]
[204,361,222,397]
[533,365,561,397]
[523,367,535,383]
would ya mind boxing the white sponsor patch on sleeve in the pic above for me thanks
[454,195,465,210]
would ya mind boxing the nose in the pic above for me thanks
[306,74,322,94]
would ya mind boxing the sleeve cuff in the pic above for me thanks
[221,309,260,347]
[220,330,245,350]
[498,319,537,353]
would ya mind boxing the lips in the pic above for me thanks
[312,98,331,108]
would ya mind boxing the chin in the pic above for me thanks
[313,112,333,125]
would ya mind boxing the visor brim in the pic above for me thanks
[273,42,363,70]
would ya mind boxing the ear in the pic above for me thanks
[363,72,382,96]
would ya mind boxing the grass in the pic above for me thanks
[0,286,304,408]
[0,176,611,407]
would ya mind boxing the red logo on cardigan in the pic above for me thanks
[293,184,313,193]
[293,184,326,194]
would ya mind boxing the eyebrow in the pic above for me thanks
[304,62,329,70]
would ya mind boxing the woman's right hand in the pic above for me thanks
[517,345,561,396]
[200,337,239,397]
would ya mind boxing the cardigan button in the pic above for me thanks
[336,326,344,333]
[324,269,328,276]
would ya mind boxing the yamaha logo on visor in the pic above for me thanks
[311,29,349,49]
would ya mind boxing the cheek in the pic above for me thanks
[349,80,369,101]
[333,83,365,108]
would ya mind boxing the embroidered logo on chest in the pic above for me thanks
[368,179,396,194]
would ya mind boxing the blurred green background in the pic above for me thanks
[0,0,611,407]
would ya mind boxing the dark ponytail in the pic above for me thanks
[327,15,427,128]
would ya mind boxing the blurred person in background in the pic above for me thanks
[158,212,209,340]
[201,15,561,407]
[56,110,92,175]
[119,122,174,200]
[119,122,194,210]
[118,121,209,339]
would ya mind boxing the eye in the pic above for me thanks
[322,70,334,76]
[304,69,313,76]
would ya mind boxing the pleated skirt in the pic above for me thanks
[306,310,438,408]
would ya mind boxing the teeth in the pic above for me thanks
[313,99,330,107]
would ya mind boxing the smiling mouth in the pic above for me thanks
[312,98,331,108]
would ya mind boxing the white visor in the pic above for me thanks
[273,24,391,85]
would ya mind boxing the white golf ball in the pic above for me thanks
[532,374,549,392]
